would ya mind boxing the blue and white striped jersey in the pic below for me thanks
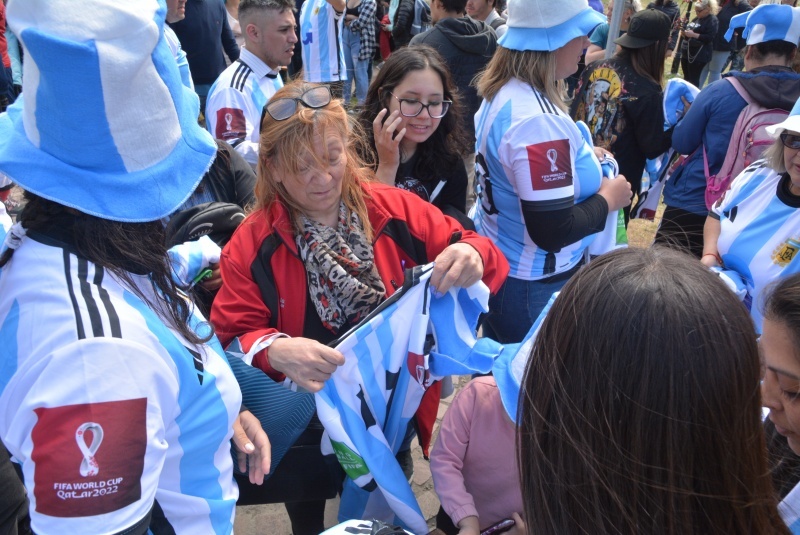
[206,47,283,167]
[0,235,241,534]
[471,78,603,280]
[781,481,800,535]
[299,0,347,83]
[712,162,800,332]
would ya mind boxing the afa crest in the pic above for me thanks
[772,237,800,267]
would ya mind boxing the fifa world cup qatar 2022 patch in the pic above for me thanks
[215,107,247,142]
[31,398,147,517]
[526,139,573,191]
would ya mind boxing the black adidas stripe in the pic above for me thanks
[64,252,122,340]
[64,249,86,340]
[78,258,104,337]
[231,61,253,92]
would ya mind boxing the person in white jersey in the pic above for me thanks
[206,0,297,168]
[0,1,269,533]
[299,0,348,96]
[471,0,632,343]
[703,95,800,333]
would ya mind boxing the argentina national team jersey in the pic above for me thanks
[300,0,347,83]
[712,162,800,332]
[471,78,603,280]
[0,235,241,534]
[206,47,284,167]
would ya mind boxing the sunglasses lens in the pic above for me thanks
[303,86,332,108]
[783,133,800,149]
[267,98,297,121]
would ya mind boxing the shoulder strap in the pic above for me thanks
[726,76,755,106]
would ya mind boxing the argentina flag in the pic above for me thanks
[314,263,510,534]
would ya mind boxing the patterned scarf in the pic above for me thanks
[296,204,385,333]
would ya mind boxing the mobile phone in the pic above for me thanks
[480,518,515,535]
[191,268,213,287]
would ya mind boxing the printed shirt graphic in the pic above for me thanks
[572,65,625,151]
[471,78,603,280]
[300,0,347,83]
[712,163,800,332]
[206,47,283,166]
[0,237,241,534]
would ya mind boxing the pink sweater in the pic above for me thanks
[430,376,523,529]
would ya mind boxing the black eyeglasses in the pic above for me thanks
[388,92,452,118]
[780,131,800,150]
[262,85,332,122]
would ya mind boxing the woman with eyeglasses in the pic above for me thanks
[470,0,633,344]
[679,0,719,87]
[358,46,472,227]
[210,80,508,535]
[701,99,800,333]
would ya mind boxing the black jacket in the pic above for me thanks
[168,0,240,86]
[713,0,752,51]
[392,0,415,47]
[682,14,718,65]
[410,17,497,143]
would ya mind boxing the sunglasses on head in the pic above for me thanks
[261,85,332,123]
[780,131,800,150]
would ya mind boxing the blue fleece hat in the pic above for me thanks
[0,0,217,223]
[492,292,559,424]
[499,0,606,52]
[724,4,800,46]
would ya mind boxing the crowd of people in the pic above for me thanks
[4,0,800,534]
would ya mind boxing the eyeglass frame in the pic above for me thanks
[260,85,333,124]
[780,131,800,150]
[386,91,452,119]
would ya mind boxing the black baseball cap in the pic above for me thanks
[614,8,672,49]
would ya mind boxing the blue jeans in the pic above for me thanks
[342,25,369,106]
[482,267,579,344]
[699,50,729,88]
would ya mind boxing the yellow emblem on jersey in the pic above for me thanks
[772,238,800,267]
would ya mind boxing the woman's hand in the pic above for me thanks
[267,337,345,392]
[199,262,222,292]
[593,146,613,162]
[232,410,271,485]
[456,516,480,535]
[597,174,632,212]
[505,513,527,535]
[431,243,484,297]
[373,108,406,185]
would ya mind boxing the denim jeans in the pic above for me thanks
[482,268,579,344]
[342,25,369,106]
[699,50,729,88]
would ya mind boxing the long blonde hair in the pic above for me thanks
[255,81,374,239]
[476,47,567,111]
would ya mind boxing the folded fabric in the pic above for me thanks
[663,78,700,128]
[167,235,221,287]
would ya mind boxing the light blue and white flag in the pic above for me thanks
[315,264,508,534]
[781,481,800,534]
[167,235,221,288]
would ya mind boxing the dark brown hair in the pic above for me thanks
[616,34,669,87]
[358,45,468,176]
[518,247,789,535]
[0,192,210,346]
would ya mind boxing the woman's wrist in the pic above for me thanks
[701,251,722,265]
[375,162,398,186]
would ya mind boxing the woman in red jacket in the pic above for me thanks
[210,80,508,534]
